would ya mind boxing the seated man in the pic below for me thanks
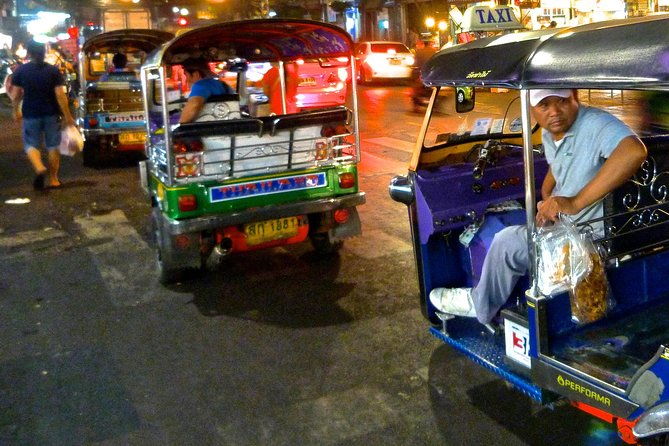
[429,89,647,326]
[261,61,298,115]
[178,58,235,124]
[100,53,136,81]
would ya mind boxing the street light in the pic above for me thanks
[425,17,435,29]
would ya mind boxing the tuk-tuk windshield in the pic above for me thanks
[424,87,530,151]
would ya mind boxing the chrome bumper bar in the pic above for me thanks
[161,192,366,235]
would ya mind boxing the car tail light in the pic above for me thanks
[405,55,415,66]
[338,172,355,189]
[321,126,336,137]
[337,67,348,82]
[88,117,98,128]
[178,194,198,212]
[173,138,204,153]
[334,208,350,224]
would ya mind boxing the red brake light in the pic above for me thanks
[173,138,203,153]
[321,126,335,137]
[334,208,350,224]
[178,194,198,212]
[88,117,98,127]
[338,172,355,189]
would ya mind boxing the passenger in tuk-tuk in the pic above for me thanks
[262,61,299,115]
[99,53,136,81]
[429,89,647,326]
[178,58,235,124]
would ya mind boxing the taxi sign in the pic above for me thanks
[460,5,525,32]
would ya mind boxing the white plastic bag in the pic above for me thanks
[59,125,84,156]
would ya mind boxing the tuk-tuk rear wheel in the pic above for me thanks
[310,233,343,254]
[151,208,191,284]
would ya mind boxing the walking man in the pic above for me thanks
[10,41,76,189]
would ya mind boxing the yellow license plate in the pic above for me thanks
[299,76,316,86]
[244,217,300,246]
[119,132,146,144]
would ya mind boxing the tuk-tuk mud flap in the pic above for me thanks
[532,359,639,418]
[429,325,550,404]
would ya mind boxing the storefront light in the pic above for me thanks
[425,17,435,28]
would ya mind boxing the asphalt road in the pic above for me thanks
[0,85,624,445]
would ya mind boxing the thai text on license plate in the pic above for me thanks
[299,76,317,86]
[119,132,146,145]
[244,216,301,246]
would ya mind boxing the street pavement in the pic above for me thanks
[0,88,624,445]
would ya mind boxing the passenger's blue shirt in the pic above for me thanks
[189,78,234,99]
[11,61,64,118]
[542,105,635,226]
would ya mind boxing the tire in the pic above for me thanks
[151,208,190,284]
[83,136,119,167]
[358,66,372,85]
[456,90,465,104]
[310,233,343,254]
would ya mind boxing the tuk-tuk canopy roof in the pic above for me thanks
[459,5,525,33]
[82,29,174,54]
[143,19,354,68]
[423,15,669,90]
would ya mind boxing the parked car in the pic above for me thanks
[296,57,349,109]
[354,41,415,84]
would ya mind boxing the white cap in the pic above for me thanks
[529,89,572,107]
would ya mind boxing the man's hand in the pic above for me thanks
[536,196,579,225]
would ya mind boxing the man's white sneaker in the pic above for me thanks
[429,287,476,318]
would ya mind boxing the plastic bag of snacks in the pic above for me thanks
[568,236,611,324]
[534,215,592,296]
[534,215,612,324]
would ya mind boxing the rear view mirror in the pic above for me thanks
[455,87,475,113]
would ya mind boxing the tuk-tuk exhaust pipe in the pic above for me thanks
[208,238,233,266]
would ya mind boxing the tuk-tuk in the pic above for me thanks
[139,19,364,283]
[390,16,669,444]
[77,29,174,166]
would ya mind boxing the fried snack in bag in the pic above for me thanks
[569,239,611,324]
[534,215,592,296]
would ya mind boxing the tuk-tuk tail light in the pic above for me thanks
[334,208,350,224]
[88,117,99,128]
[338,172,355,189]
[178,194,198,212]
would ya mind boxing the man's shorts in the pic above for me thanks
[22,115,61,153]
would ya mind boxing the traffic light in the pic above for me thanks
[177,17,189,26]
